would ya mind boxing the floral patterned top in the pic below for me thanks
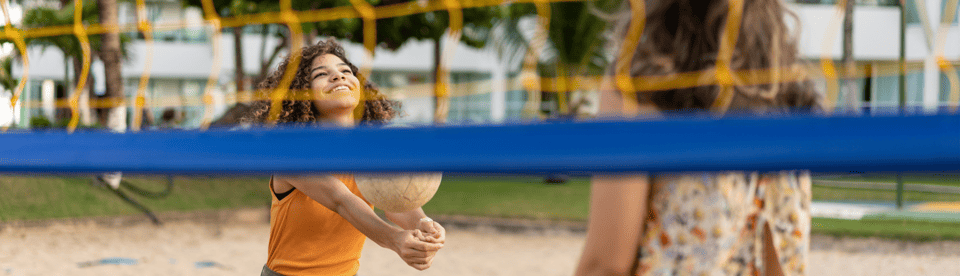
[635,171,811,276]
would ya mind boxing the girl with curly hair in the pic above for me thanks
[243,41,399,125]
[577,0,822,275]
[248,39,445,276]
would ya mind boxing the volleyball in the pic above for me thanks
[355,173,443,213]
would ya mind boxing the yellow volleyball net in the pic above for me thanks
[3,0,955,133]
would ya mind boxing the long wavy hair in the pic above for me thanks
[614,0,822,113]
[242,39,399,125]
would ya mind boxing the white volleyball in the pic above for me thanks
[355,172,443,212]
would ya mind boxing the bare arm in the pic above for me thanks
[275,174,442,270]
[575,174,650,276]
[384,208,428,230]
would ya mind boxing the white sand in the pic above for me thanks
[1,211,958,276]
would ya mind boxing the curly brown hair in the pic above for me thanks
[242,39,399,125]
[615,0,822,114]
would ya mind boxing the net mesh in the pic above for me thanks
[0,0,958,133]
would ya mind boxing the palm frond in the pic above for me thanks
[497,0,622,78]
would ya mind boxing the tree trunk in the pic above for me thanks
[233,27,247,92]
[841,0,858,113]
[433,37,448,125]
[256,25,269,85]
[98,0,125,132]
[73,56,93,126]
[306,27,317,46]
[557,65,569,117]
[64,57,70,97]
[257,37,287,85]
[228,27,249,126]
[60,56,70,122]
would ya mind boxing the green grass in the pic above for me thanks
[420,175,590,221]
[0,175,270,221]
[0,174,592,222]
[811,185,960,202]
[3,174,960,241]
[812,217,960,242]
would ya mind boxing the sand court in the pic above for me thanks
[1,213,959,276]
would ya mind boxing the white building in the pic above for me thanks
[4,0,959,129]
[793,0,958,113]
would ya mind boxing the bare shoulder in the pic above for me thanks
[272,175,295,194]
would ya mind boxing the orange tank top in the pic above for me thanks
[266,174,373,276]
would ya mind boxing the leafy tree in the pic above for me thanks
[190,0,500,125]
[369,4,499,124]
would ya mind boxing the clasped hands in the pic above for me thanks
[394,217,446,270]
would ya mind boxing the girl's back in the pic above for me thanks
[613,0,820,275]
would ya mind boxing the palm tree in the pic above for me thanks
[842,0,857,113]
[497,0,621,119]
[98,0,124,131]
[21,2,99,126]
[10,1,130,127]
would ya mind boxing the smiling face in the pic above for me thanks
[309,53,362,123]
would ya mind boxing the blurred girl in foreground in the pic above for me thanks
[576,0,822,275]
